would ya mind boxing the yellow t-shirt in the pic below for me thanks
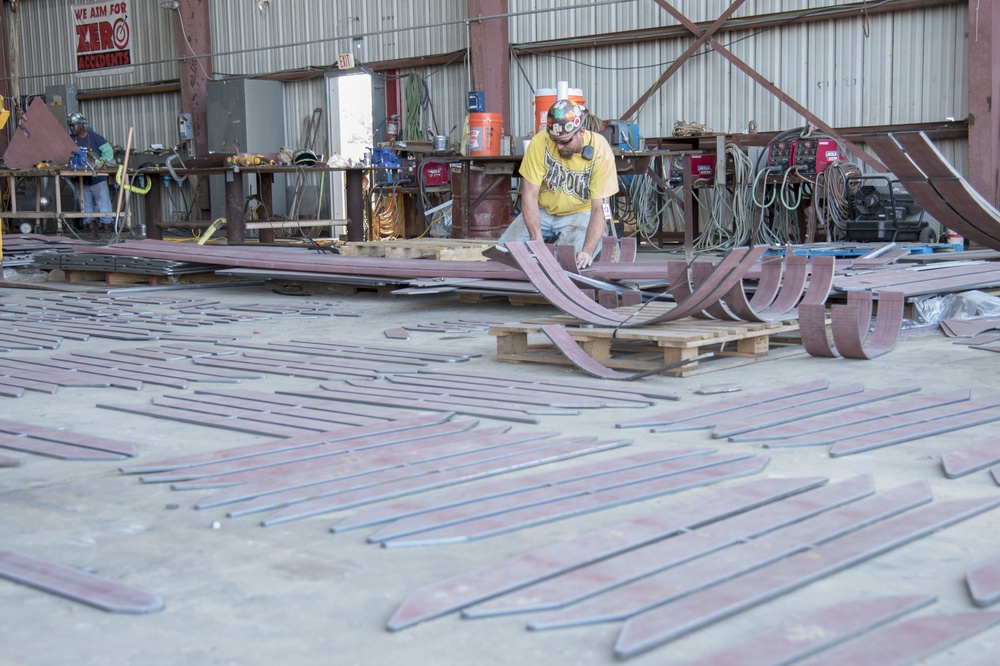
[519,129,619,216]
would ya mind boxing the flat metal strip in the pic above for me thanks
[966,555,1000,607]
[259,438,632,526]
[992,465,1000,485]
[765,394,1000,448]
[681,594,936,666]
[0,373,59,393]
[733,390,970,443]
[280,386,552,424]
[143,420,480,484]
[0,383,26,398]
[616,380,829,429]
[797,611,1000,666]
[343,377,605,410]
[0,453,22,466]
[237,351,407,374]
[829,405,1000,457]
[203,353,380,378]
[416,369,678,402]
[711,386,920,438]
[328,382,579,416]
[191,388,405,420]
[190,428,546,506]
[0,419,136,457]
[381,456,768,548]
[65,351,260,381]
[369,452,752,544]
[152,394,386,429]
[464,475,875,618]
[0,359,122,388]
[0,550,163,614]
[99,402,322,438]
[222,341,429,366]
[286,338,482,362]
[119,412,450,474]
[613,495,1000,659]
[36,357,189,389]
[0,433,127,461]
[333,449,714,535]
[532,481,931,631]
[190,356,360,380]
[653,384,865,433]
[942,436,1000,478]
[383,375,651,408]
[385,476,826,631]
[223,437,621,516]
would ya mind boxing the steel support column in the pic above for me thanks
[173,0,212,157]
[968,0,1000,207]
[467,0,510,133]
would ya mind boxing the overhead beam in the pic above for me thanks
[648,0,886,173]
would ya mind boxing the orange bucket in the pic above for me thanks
[468,112,503,156]
[533,88,586,134]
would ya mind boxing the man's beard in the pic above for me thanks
[557,146,574,159]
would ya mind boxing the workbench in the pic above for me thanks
[0,167,126,235]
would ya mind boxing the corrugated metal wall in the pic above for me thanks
[1,1,972,180]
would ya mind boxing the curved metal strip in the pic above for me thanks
[831,290,905,360]
[798,303,838,357]
[619,237,637,263]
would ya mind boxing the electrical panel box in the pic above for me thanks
[467,91,485,113]
[178,113,193,141]
[206,79,286,220]
[45,85,78,125]
[690,154,716,180]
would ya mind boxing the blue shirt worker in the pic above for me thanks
[496,100,618,268]
[67,111,115,229]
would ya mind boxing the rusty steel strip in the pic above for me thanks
[383,375,651,409]
[617,379,829,429]
[340,378,582,414]
[0,383,26,398]
[198,428,612,510]
[682,594,935,666]
[798,611,1000,666]
[385,476,827,631]
[334,449,713,535]
[193,354,380,380]
[279,385,552,424]
[184,429,555,498]
[417,369,679,402]
[538,324,712,380]
[0,358,121,388]
[798,301,838,357]
[348,375,607,409]
[259,438,632,526]
[99,402,322,438]
[942,436,1000,479]
[0,419,136,457]
[148,420,480,485]
[865,134,1000,250]
[237,350,414,375]
[612,494,999,659]
[190,387,406,420]
[25,356,188,388]
[465,475,874,618]
[0,373,59,394]
[966,556,1000,607]
[765,393,1000,448]
[119,413,449,475]
[63,351,259,382]
[0,453,22,467]
[825,291,904,360]
[941,317,1000,338]
[232,436,625,519]
[829,405,1000,457]
[381,457,769,548]
[151,394,387,429]
[0,433,128,461]
[833,262,1000,292]
[370,452,755,544]
[149,396,382,433]
[894,131,1000,248]
[711,386,921,439]
[733,389,971,443]
[0,550,164,614]
[652,384,866,433]
[532,481,930,632]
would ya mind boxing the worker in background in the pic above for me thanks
[496,100,618,269]
[67,111,115,233]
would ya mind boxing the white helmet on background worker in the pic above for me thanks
[546,100,588,139]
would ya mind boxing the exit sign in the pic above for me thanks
[337,53,355,69]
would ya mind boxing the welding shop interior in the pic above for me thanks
[3,2,1000,666]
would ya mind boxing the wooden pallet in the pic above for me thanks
[490,303,804,376]
[338,238,497,261]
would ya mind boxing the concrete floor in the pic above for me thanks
[1,273,999,666]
